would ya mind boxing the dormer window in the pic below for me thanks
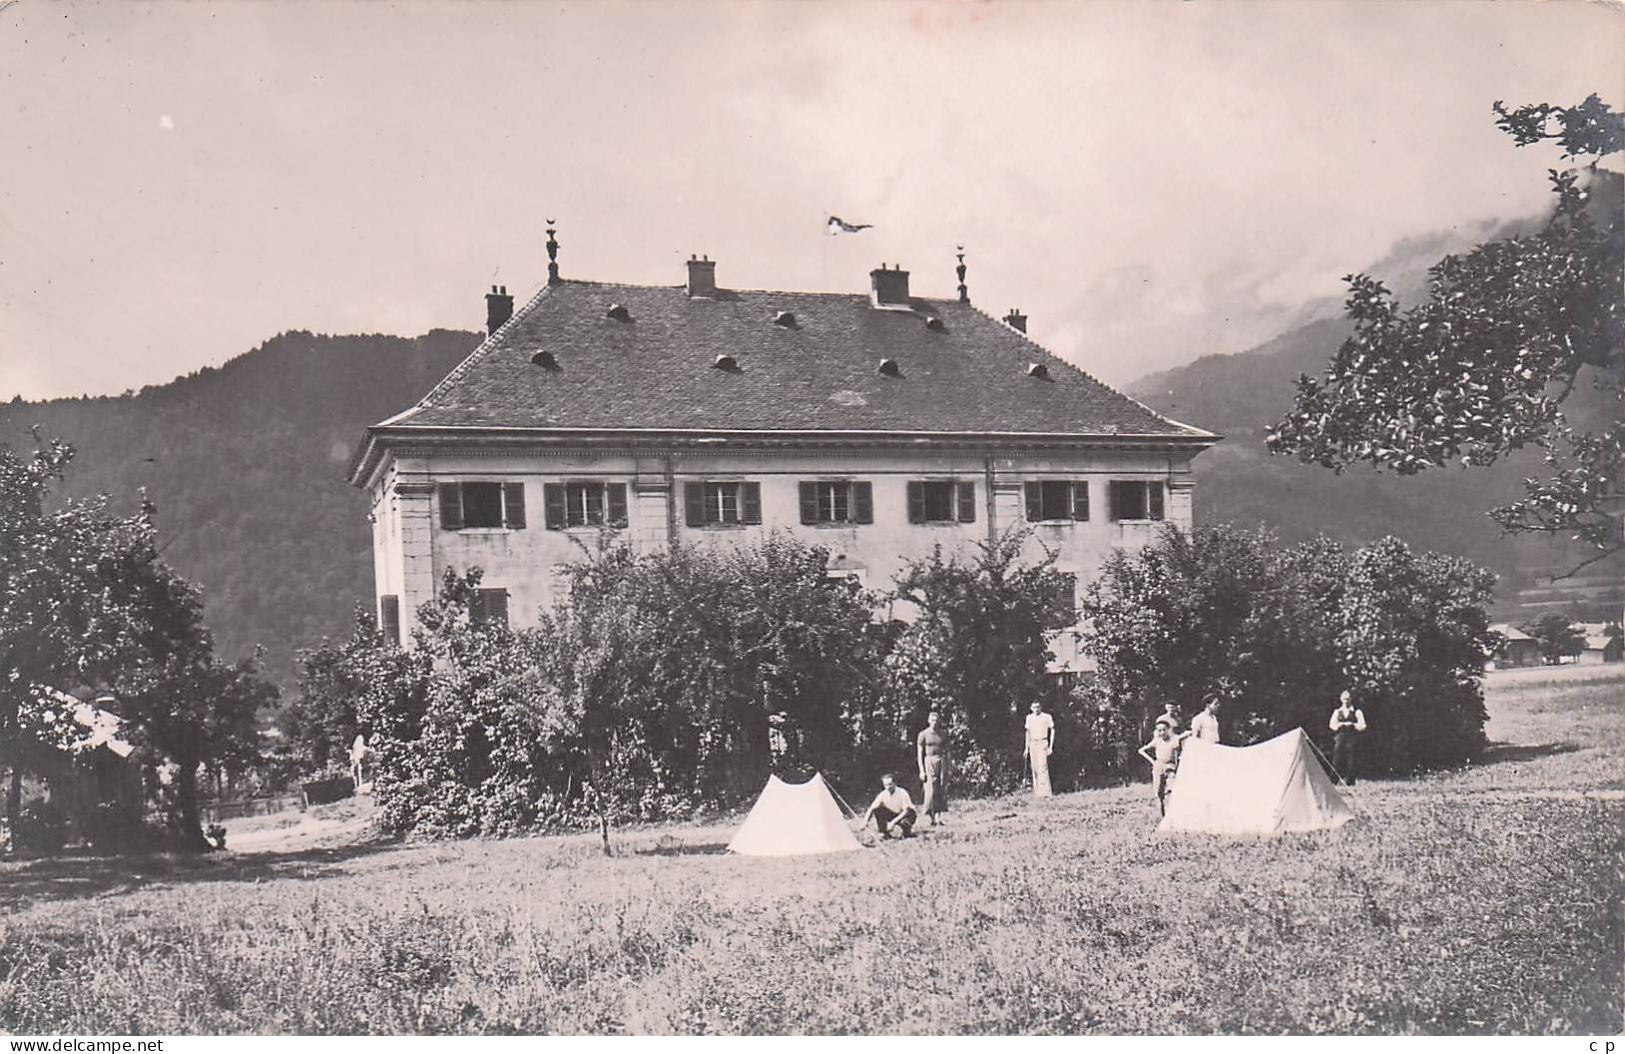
[878,358,901,377]
[773,311,797,328]
[531,350,559,369]
[713,354,739,371]
[925,316,945,331]
[606,304,631,322]
[1026,363,1050,380]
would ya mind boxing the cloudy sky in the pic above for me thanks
[2,0,1621,400]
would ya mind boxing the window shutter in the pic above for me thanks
[1108,480,1122,522]
[607,483,628,527]
[502,482,526,529]
[543,483,566,530]
[438,483,463,530]
[486,589,509,630]
[1025,482,1043,522]
[1150,481,1165,521]
[799,482,818,524]
[742,482,763,524]
[907,481,925,524]
[853,482,874,524]
[957,482,976,523]
[379,595,401,646]
[1073,481,1089,522]
[684,482,705,527]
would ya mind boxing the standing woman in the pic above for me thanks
[1024,700,1056,798]
[916,711,949,826]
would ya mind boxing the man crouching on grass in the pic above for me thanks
[862,773,917,839]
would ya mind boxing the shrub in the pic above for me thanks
[1081,525,1494,775]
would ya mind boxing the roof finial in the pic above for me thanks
[545,220,560,286]
[955,245,969,304]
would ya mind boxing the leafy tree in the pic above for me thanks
[364,569,555,840]
[358,537,883,846]
[1268,96,1624,570]
[2,433,271,851]
[74,513,271,850]
[884,531,1076,792]
[286,607,387,774]
[1081,525,1495,774]
[1,435,157,845]
[1519,611,1586,665]
[530,536,882,840]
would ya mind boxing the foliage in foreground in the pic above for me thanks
[1081,525,1496,773]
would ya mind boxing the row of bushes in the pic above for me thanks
[288,527,1497,841]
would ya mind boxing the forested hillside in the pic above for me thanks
[0,330,479,689]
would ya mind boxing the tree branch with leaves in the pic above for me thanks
[1268,96,1624,564]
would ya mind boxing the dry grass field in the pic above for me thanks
[2,666,1620,1035]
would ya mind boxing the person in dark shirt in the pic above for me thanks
[1328,690,1368,785]
[916,711,949,826]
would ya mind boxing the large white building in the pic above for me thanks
[349,247,1219,653]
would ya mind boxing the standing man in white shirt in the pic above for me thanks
[1328,690,1369,785]
[1189,697,1222,744]
[1024,700,1056,798]
[861,774,917,839]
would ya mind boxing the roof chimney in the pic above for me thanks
[1003,308,1028,334]
[485,285,513,335]
[686,254,717,298]
[870,263,910,307]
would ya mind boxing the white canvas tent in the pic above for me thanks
[1159,728,1354,836]
[727,773,862,857]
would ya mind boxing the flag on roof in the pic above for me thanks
[827,215,873,235]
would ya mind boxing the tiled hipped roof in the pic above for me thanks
[370,279,1213,440]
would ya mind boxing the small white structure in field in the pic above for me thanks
[727,773,861,857]
[1159,729,1354,836]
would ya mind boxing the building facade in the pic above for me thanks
[350,252,1219,654]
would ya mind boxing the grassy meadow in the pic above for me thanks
[2,666,1620,1035]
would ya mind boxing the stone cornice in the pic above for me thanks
[350,424,1220,488]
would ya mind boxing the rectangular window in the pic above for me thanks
[1108,480,1166,522]
[542,482,629,529]
[1025,481,1089,522]
[684,481,763,527]
[437,482,526,530]
[469,588,509,630]
[798,481,874,525]
[379,595,401,647]
[907,481,976,524]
